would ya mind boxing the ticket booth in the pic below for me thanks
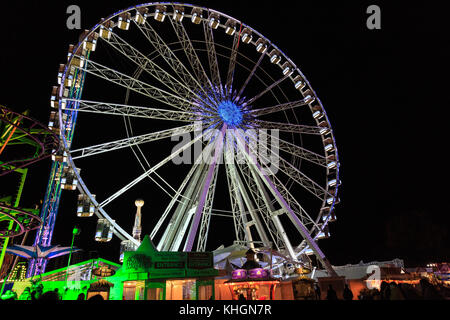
[108,235,218,300]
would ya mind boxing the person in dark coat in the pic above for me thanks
[326,285,338,300]
[242,249,261,270]
[380,281,389,300]
[38,291,60,300]
[343,284,354,300]
[314,283,321,300]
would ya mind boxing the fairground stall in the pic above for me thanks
[106,235,218,300]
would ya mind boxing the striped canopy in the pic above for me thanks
[2,244,81,260]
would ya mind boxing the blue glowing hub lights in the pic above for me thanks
[217,100,243,127]
[193,87,252,130]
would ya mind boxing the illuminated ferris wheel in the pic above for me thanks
[47,3,340,276]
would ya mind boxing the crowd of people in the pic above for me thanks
[357,279,449,300]
[0,278,105,301]
[319,278,449,300]
[1,277,448,301]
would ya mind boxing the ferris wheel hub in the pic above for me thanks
[217,100,243,127]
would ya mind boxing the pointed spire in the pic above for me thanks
[133,199,144,242]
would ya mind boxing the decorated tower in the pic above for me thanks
[132,199,144,242]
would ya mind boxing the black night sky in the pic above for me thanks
[0,0,448,271]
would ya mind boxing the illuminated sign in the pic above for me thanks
[232,269,247,280]
[121,235,218,279]
[154,261,185,269]
[232,268,268,280]
[248,268,268,279]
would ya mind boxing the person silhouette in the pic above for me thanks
[343,284,354,301]
[326,284,338,300]
[314,283,321,300]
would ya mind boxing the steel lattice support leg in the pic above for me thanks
[234,129,338,277]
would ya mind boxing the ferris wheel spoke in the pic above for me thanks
[234,129,332,268]
[236,51,265,100]
[254,120,324,135]
[132,19,214,104]
[233,133,298,252]
[248,133,330,201]
[202,19,223,90]
[65,99,203,122]
[184,125,227,252]
[225,149,272,247]
[74,57,195,112]
[102,31,203,104]
[99,129,206,209]
[196,163,219,251]
[225,159,247,244]
[236,162,284,251]
[70,124,195,160]
[168,18,217,99]
[151,148,206,242]
[239,153,299,259]
[163,163,209,252]
[250,143,321,231]
[244,73,291,106]
[249,97,312,117]
[225,147,256,246]
[225,30,240,95]
[274,136,327,167]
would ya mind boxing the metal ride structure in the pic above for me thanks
[39,3,341,277]
[25,58,89,277]
[0,105,57,281]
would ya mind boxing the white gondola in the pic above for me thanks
[77,194,96,217]
[293,75,305,90]
[312,110,322,119]
[52,149,68,163]
[57,64,73,88]
[255,38,267,53]
[316,228,330,239]
[68,45,85,68]
[95,218,114,242]
[135,8,148,25]
[325,143,334,152]
[191,7,202,24]
[60,167,80,190]
[118,12,131,30]
[50,86,60,109]
[81,31,99,51]
[99,20,113,40]
[281,62,293,76]
[318,120,330,135]
[269,49,281,64]
[327,161,337,170]
[173,6,185,22]
[154,6,167,22]
[225,19,236,35]
[241,28,252,43]
[327,179,337,187]
[322,212,337,223]
[311,104,323,119]
[48,111,67,132]
[209,14,220,29]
